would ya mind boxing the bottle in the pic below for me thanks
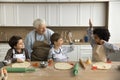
[86,58,92,65]
[84,35,88,42]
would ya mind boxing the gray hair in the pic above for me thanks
[33,19,46,28]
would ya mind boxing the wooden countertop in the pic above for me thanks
[6,62,120,80]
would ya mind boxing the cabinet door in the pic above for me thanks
[59,4,78,26]
[63,45,78,61]
[34,4,48,25]
[47,4,60,26]
[78,45,92,61]
[18,4,34,26]
[92,3,107,26]
[0,4,4,26]
[0,4,17,26]
[0,44,10,61]
[79,3,107,27]
[79,3,92,26]
[109,1,120,43]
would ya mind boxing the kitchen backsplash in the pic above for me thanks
[0,27,88,43]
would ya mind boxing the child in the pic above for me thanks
[88,19,120,62]
[48,33,74,62]
[4,36,30,63]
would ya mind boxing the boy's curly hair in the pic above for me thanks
[93,28,110,41]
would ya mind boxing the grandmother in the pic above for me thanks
[24,19,54,61]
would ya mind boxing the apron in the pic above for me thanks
[53,48,68,62]
[92,45,107,62]
[13,49,25,61]
[31,31,50,61]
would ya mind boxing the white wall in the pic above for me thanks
[108,1,120,43]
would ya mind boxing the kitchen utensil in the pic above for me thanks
[6,67,35,73]
[79,59,86,69]
[73,63,79,76]
[40,61,48,68]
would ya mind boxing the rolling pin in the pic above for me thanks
[79,59,86,69]
[73,63,79,76]
[6,67,35,73]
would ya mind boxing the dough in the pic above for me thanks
[54,62,73,70]
[12,62,31,68]
[92,62,112,70]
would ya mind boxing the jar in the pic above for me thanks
[84,35,88,42]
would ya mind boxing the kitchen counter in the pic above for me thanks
[63,42,90,45]
[0,41,90,45]
[6,62,120,80]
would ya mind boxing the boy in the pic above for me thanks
[88,19,120,62]
[48,33,74,62]
[4,36,30,63]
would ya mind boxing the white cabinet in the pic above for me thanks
[47,4,60,26]
[0,4,17,26]
[0,2,107,26]
[78,45,92,61]
[63,44,92,61]
[59,3,107,26]
[79,3,92,26]
[0,4,20,26]
[79,3,107,26]
[59,4,78,26]
[0,4,4,26]
[92,3,107,26]
[108,1,120,43]
[0,43,10,61]
[18,4,34,26]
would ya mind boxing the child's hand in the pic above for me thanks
[89,19,93,28]
[17,58,24,63]
[26,59,31,62]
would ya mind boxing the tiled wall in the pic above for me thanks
[0,27,88,42]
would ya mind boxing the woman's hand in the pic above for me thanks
[89,19,93,28]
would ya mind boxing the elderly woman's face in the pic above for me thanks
[36,24,46,34]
